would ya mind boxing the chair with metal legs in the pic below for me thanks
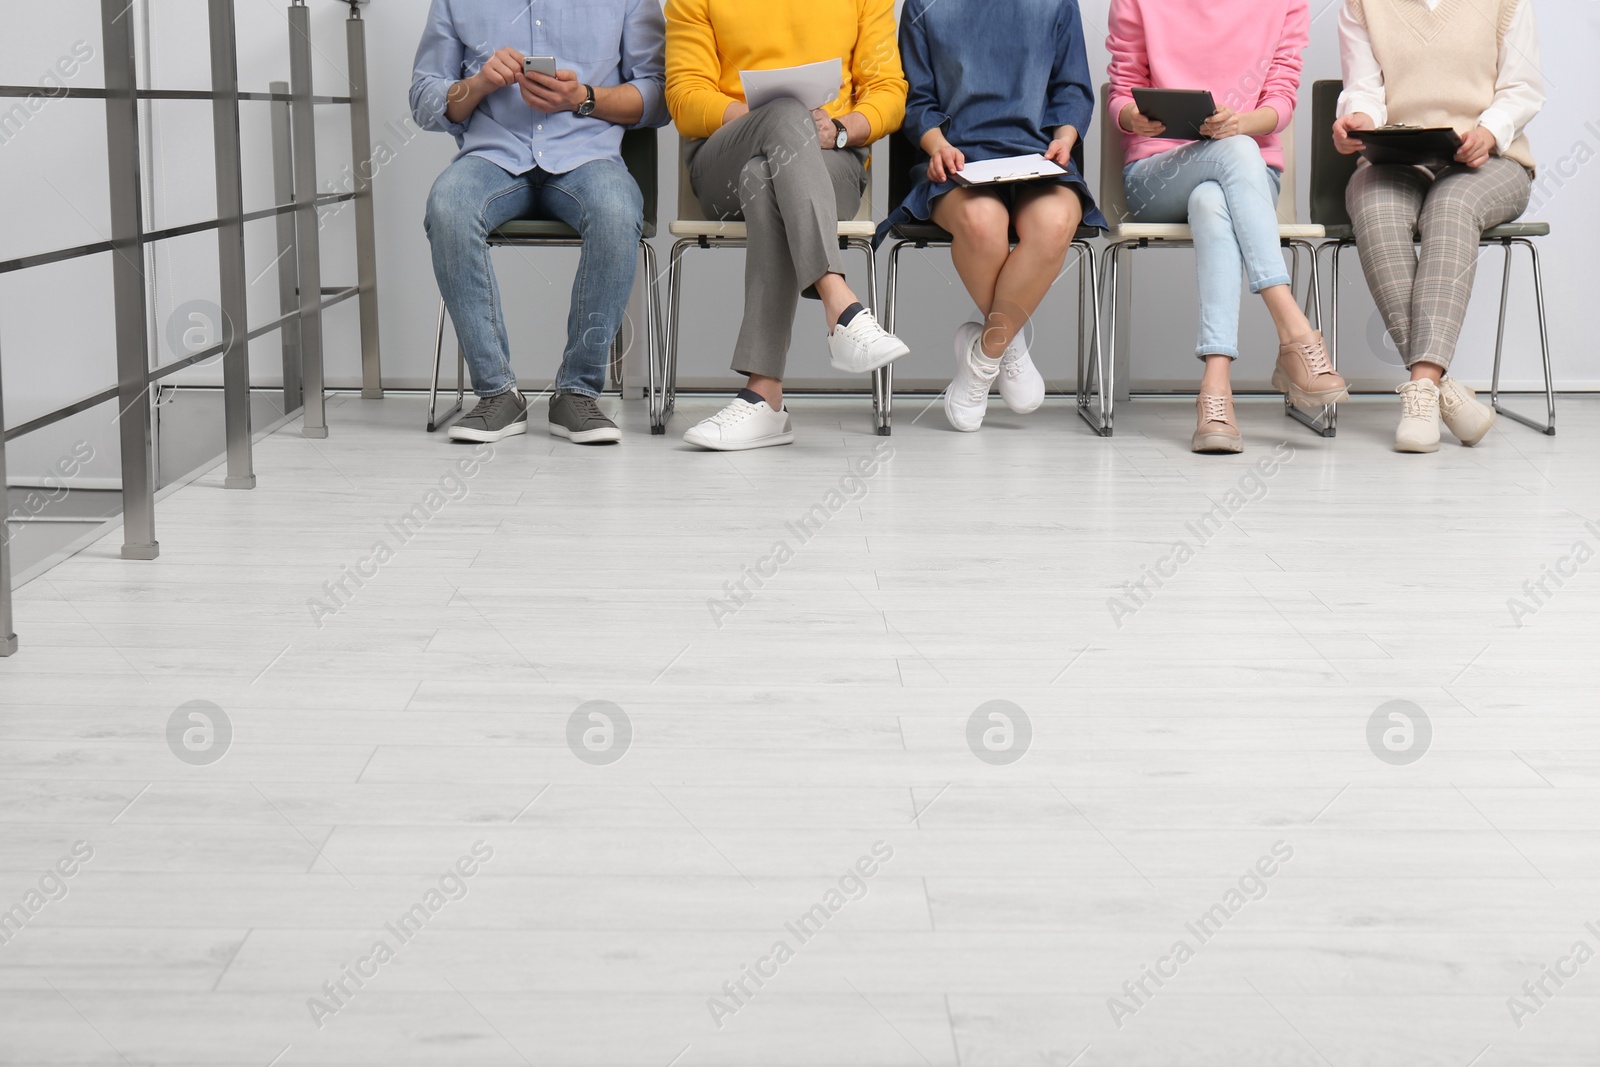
[426,128,663,432]
[1308,79,1555,436]
[880,136,1104,433]
[1089,86,1327,438]
[650,144,887,435]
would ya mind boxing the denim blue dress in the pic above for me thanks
[880,0,1107,242]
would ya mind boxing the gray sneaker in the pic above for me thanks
[448,389,528,442]
[549,393,622,444]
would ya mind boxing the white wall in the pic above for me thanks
[2,0,1596,477]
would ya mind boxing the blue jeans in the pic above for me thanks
[1123,137,1290,360]
[425,154,643,398]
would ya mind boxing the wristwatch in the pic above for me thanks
[831,118,849,150]
[576,85,596,117]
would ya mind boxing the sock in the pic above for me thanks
[971,333,1002,366]
[835,302,866,330]
[736,387,771,408]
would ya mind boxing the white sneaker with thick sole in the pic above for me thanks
[944,322,1001,433]
[1395,379,1442,453]
[1439,376,1496,446]
[827,308,911,374]
[997,334,1045,414]
[682,398,794,452]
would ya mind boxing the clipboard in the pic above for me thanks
[1353,126,1464,168]
[949,153,1067,188]
[1132,88,1217,140]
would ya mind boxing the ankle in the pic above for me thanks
[744,377,782,409]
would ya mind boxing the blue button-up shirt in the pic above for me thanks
[410,0,667,176]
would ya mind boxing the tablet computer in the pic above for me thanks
[1353,126,1463,168]
[1131,88,1217,140]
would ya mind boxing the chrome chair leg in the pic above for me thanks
[641,239,662,430]
[1284,239,1336,438]
[1080,240,1123,437]
[426,298,466,432]
[1492,238,1557,436]
[851,237,891,436]
[658,238,692,434]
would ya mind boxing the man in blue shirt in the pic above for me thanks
[412,0,667,444]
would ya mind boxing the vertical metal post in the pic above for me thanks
[288,0,328,438]
[0,341,17,657]
[345,4,383,399]
[103,0,159,560]
[269,80,303,413]
[210,0,255,489]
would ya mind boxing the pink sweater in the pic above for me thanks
[1106,0,1309,170]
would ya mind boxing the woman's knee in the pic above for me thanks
[944,194,1011,250]
[1214,133,1266,168]
[1015,193,1080,250]
[1187,182,1229,226]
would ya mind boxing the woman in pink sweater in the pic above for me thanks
[1107,0,1347,454]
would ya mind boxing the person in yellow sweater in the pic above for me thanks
[665,0,910,451]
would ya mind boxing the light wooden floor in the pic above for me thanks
[3,391,1598,1066]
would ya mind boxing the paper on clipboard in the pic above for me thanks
[950,154,1067,188]
[739,58,843,112]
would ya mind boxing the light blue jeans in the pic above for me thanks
[425,154,643,398]
[1123,136,1290,360]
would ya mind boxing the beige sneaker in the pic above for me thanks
[1395,379,1442,453]
[1192,393,1243,454]
[1272,331,1349,407]
[1439,376,1496,446]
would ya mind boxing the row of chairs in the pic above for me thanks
[426,81,1556,440]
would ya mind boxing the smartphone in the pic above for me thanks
[523,56,557,78]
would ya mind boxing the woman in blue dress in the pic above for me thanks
[889,0,1106,432]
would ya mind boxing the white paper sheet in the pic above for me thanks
[739,58,843,112]
[951,154,1067,187]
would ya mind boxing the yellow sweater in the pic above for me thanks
[664,0,907,142]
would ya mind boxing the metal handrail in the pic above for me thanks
[0,0,384,657]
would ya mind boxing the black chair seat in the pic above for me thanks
[1317,221,1548,244]
[887,221,1101,243]
[490,219,657,242]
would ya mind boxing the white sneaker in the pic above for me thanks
[827,308,910,374]
[1395,379,1442,453]
[944,322,1000,433]
[1439,376,1496,446]
[682,397,794,452]
[997,334,1045,414]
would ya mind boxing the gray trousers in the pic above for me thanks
[1346,156,1532,370]
[686,97,868,380]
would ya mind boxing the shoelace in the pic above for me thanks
[1292,340,1335,377]
[1438,382,1465,414]
[709,401,758,427]
[1397,382,1438,419]
[846,314,889,344]
[468,392,519,422]
[1001,350,1026,379]
[1199,395,1231,425]
[565,395,607,424]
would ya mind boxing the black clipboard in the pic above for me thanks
[1353,126,1463,167]
[1131,88,1217,140]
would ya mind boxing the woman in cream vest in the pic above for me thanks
[1333,0,1545,453]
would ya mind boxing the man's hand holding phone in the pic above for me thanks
[521,64,587,113]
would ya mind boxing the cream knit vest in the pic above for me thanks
[1349,0,1535,170]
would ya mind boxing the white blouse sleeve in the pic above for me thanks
[1336,3,1388,126]
[1477,0,1546,154]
